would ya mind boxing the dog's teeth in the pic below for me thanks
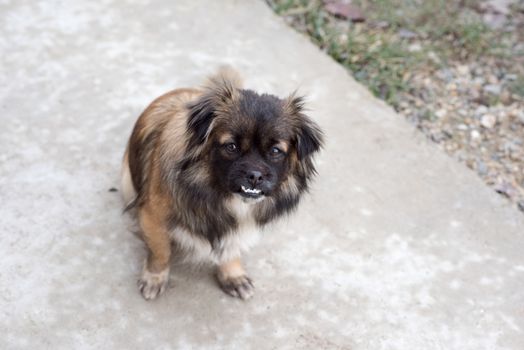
[241,186,261,194]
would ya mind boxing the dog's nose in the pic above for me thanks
[247,170,263,187]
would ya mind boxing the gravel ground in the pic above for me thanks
[397,0,524,212]
[398,60,524,212]
[268,0,524,213]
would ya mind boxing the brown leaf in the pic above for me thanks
[324,1,365,22]
[494,181,517,199]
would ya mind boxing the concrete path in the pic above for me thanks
[1,1,523,349]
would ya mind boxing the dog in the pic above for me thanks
[121,67,323,300]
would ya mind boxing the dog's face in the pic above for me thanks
[186,79,323,203]
[209,91,294,200]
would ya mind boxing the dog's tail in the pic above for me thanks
[121,148,138,212]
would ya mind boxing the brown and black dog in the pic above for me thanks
[121,67,323,300]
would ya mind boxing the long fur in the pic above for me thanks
[123,68,323,265]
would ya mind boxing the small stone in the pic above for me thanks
[497,109,508,121]
[457,124,468,131]
[427,51,441,64]
[475,105,488,117]
[408,43,422,52]
[431,131,450,143]
[374,20,390,29]
[483,13,507,29]
[435,109,447,118]
[485,0,511,15]
[487,75,499,84]
[483,84,502,95]
[398,28,417,39]
[457,65,470,75]
[473,66,484,76]
[494,181,516,199]
[436,68,454,82]
[338,33,348,43]
[503,141,518,154]
[512,110,524,125]
[481,114,497,129]
[476,160,487,175]
[470,130,481,140]
[470,89,481,101]
[473,77,485,85]
[518,200,524,212]
[499,90,512,105]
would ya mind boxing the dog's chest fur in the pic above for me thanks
[169,195,261,264]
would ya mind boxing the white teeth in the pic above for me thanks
[241,185,261,195]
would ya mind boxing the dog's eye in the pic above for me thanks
[270,147,283,156]
[225,143,238,153]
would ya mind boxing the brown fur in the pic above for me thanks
[122,67,323,300]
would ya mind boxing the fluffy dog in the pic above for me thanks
[121,67,323,300]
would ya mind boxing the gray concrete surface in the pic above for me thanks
[1,0,523,349]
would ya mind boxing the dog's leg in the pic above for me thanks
[217,258,254,300]
[137,208,171,300]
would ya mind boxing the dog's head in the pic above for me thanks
[186,68,323,202]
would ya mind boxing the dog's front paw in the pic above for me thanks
[138,268,169,300]
[218,274,255,300]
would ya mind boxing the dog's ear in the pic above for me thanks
[284,94,324,160]
[297,118,323,160]
[187,93,218,147]
[187,67,242,147]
